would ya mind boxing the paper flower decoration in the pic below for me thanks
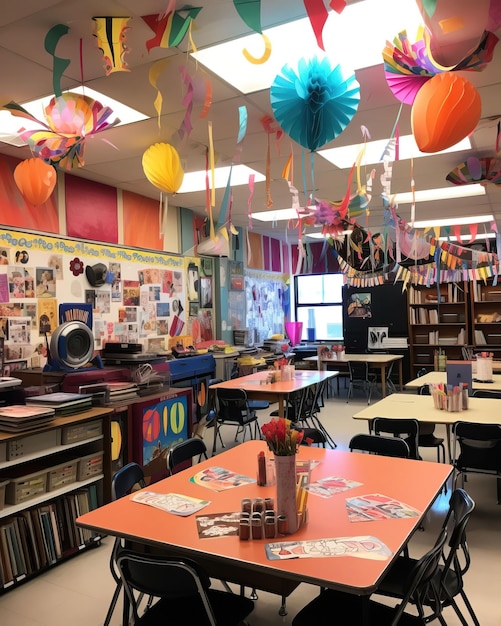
[383,28,498,105]
[446,157,501,186]
[93,16,131,75]
[13,158,57,205]
[270,57,360,152]
[411,73,481,153]
[70,257,84,276]
[2,93,120,169]
[142,143,184,194]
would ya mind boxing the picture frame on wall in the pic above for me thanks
[189,302,199,317]
[200,276,213,308]
[229,261,244,291]
[187,262,199,302]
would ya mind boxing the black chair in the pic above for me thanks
[373,417,421,460]
[376,488,479,626]
[452,421,501,503]
[417,384,446,464]
[291,529,447,626]
[104,462,147,626]
[167,438,208,475]
[297,425,327,447]
[228,366,270,412]
[116,550,254,625]
[346,361,377,404]
[213,388,260,454]
[471,389,501,399]
[349,433,410,458]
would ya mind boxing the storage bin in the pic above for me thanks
[486,291,501,302]
[5,470,47,505]
[47,460,78,491]
[441,313,459,323]
[77,451,104,481]
[0,480,8,510]
[62,419,103,444]
[415,353,432,364]
[486,334,501,345]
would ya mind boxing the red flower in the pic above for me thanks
[70,257,84,276]
[261,417,305,456]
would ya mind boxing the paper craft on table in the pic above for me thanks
[346,493,420,522]
[266,536,392,561]
[131,491,210,516]
[196,511,240,538]
[305,476,363,498]
[190,466,256,491]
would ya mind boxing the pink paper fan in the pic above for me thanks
[384,71,430,105]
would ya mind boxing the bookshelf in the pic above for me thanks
[407,282,469,378]
[0,407,112,592]
[470,279,501,359]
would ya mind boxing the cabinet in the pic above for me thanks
[0,407,112,592]
[408,283,469,378]
[470,279,501,358]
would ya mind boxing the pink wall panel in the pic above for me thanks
[65,176,118,243]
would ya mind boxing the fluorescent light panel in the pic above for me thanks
[413,214,494,228]
[193,0,423,94]
[0,86,148,146]
[396,184,486,204]
[438,233,496,241]
[251,207,315,222]
[177,164,265,194]
[318,135,471,169]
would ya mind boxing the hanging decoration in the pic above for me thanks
[13,158,57,205]
[142,143,184,194]
[411,72,481,153]
[232,0,271,64]
[142,7,202,52]
[270,57,360,152]
[149,58,170,128]
[260,115,283,208]
[44,24,71,97]
[446,157,501,186]
[383,27,498,105]
[93,16,131,75]
[2,94,120,170]
[303,0,347,51]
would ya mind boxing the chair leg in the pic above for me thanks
[103,580,122,626]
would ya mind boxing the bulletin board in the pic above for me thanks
[0,227,213,374]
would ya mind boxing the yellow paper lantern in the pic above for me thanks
[13,158,57,205]
[142,142,184,194]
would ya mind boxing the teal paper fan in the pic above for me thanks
[270,56,360,152]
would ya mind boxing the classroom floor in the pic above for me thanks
[1,383,500,625]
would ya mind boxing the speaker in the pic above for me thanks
[49,321,95,369]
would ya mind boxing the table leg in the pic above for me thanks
[380,365,387,398]
[398,359,403,391]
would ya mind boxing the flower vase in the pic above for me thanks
[274,454,298,534]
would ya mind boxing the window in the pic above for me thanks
[294,273,344,341]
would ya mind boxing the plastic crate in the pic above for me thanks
[77,451,104,481]
[62,419,103,444]
[47,460,78,491]
[5,470,47,505]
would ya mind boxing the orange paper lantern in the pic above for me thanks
[411,73,481,153]
[13,158,57,205]
[142,143,184,194]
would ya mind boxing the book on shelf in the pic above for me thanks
[429,309,439,324]
[474,329,487,345]
[26,392,93,414]
[0,405,55,432]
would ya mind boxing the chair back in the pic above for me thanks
[349,433,410,458]
[348,361,369,382]
[452,421,501,472]
[391,529,448,625]
[216,388,254,425]
[112,462,146,500]
[167,438,208,475]
[373,417,421,460]
[441,489,475,584]
[471,389,501,399]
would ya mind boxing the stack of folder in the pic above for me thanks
[25,392,93,416]
[0,405,55,432]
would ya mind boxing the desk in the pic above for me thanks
[210,370,338,448]
[306,353,404,398]
[404,371,501,392]
[353,393,501,461]
[76,440,451,623]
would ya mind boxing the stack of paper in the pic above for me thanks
[0,405,55,432]
[26,392,93,415]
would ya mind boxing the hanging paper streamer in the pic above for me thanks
[93,16,131,75]
[411,73,481,152]
[149,58,169,128]
[44,24,71,97]
[233,0,262,32]
[2,95,120,170]
[242,34,272,64]
[303,0,346,51]
[260,115,284,208]
[178,66,194,140]
[383,28,498,105]
[142,7,202,52]
[270,57,360,152]
[446,157,501,186]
